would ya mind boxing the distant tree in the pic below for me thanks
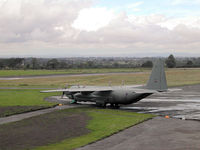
[25,64,30,69]
[113,62,119,68]
[46,59,59,69]
[5,58,24,69]
[86,61,94,68]
[197,57,200,66]
[186,60,193,67]
[0,60,4,69]
[31,58,39,69]
[141,61,153,68]
[165,54,176,68]
[59,61,67,69]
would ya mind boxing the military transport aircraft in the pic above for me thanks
[41,59,168,107]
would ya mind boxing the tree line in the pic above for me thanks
[0,55,200,70]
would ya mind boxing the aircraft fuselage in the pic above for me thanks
[65,90,153,105]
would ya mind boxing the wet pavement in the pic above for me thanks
[77,84,200,150]
[48,84,200,121]
[77,117,200,150]
[121,84,200,120]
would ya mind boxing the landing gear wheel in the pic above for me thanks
[115,104,119,107]
[110,104,119,109]
[95,102,107,108]
[102,103,107,108]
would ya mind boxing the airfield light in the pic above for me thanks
[165,115,170,119]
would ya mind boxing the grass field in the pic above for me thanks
[34,108,153,150]
[1,68,200,116]
[0,108,153,150]
[1,68,196,149]
[0,68,148,77]
[0,89,57,106]
[27,108,153,150]
[0,89,58,117]
[1,68,200,88]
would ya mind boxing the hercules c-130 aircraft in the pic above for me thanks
[41,59,168,107]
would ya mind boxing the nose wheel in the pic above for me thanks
[95,102,107,108]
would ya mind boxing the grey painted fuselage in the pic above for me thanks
[68,89,153,105]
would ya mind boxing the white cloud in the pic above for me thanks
[158,16,200,30]
[0,0,92,43]
[128,14,166,26]
[72,7,115,31]
[0,0,200,57]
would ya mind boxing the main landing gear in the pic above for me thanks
[109,103,120,109]
[97,103,120,108]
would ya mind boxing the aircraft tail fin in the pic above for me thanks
[146,59,168,92]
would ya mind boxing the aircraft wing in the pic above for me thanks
[41,86,112,93]
[41,86,158,93]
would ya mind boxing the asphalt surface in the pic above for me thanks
[77,117,200,150]
[76,84,200,150]
[121,84,200,120]
[48,84,200,121]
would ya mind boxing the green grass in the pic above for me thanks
[33,108,154,150]
[0,89,57,106]
[0,68,148,77]
[1,68,200,88]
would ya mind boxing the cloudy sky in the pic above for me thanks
[1,0,200,57]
